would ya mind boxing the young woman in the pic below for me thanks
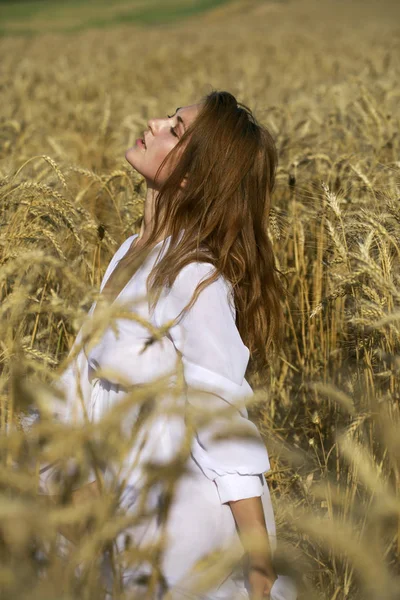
[42,91,297,600]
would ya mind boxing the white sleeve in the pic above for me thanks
[53,232,140,422]
[37,236,139,494]
[36,327,97,494]
[156,262,271,504]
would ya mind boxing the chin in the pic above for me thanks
[125,147,138,167]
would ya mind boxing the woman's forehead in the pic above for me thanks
[177,103,202,121]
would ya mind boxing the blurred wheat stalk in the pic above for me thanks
[1,0,400,598]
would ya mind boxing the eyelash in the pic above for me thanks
[167,115,179,138]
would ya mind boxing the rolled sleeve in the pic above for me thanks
[215,473,264,504]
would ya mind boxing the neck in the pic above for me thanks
[138,183,166,243]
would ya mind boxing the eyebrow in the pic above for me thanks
[174,107,186,131]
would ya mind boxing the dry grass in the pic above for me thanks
[1,0,400,598]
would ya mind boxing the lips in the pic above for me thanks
[142,132,147,149]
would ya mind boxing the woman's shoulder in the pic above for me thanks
[166,260,236,319]
[175,259,233,290]
[171,260,218,291]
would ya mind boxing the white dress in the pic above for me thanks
[40,231,298,600]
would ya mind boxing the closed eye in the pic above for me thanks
[167,114,179,138]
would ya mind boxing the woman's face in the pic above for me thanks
[125,103,201,188]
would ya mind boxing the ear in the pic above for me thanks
[180,175,188,190]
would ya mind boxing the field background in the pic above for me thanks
[1,0,400,598]
[0,0,235,35]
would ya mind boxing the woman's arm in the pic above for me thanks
[157,263,272,498]
[158,262,276,597]
[229,496,277,599]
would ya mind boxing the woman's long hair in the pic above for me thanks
[102,90,287,381]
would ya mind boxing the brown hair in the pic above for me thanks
[102,90,287,381]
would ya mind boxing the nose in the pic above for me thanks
[147,116,168,136]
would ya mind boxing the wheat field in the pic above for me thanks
[1,0,400,598]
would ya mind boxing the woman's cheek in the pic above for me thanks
[153,146,172,177]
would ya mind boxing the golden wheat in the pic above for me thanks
[0,0,400,598]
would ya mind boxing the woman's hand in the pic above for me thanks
[248,563,277,599]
